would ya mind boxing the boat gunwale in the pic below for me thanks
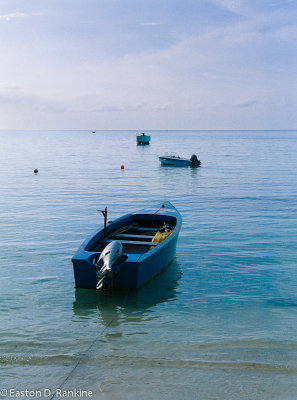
[73,204,182,261]
[159,156,191,162]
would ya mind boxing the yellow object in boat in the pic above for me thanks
[149,231,171,251]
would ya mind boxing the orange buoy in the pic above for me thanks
[34,168,38,173]
[121,165,124,170]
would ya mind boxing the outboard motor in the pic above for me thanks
[96,240,123,289]
[190,154,201,167]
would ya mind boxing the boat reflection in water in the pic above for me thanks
[72,260,182,327]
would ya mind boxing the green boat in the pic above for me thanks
[136,132,150,145]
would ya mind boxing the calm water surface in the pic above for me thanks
[1,130,297,399]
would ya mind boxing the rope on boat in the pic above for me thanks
[49,292,130,400]
[49,203,170,398]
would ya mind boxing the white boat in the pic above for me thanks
[159,152,201,167]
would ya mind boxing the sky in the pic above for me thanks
[0,0,297,130]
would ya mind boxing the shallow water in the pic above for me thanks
[1,130,297,399]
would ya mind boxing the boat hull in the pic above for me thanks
[137,135,150,145]
[159,157,191,167]
[72,202,181,289]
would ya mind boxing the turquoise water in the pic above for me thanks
[1,130,297,399]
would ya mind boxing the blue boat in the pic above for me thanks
[159,152,201,167]
[136,132,150,145]
[72,202,181,290]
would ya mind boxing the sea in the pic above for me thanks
[0,129,297,400]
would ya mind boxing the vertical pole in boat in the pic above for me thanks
[98,207,108,235]
[103,207,107,234]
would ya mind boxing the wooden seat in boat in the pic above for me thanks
[102,239,158,246]
[111,233,155,240]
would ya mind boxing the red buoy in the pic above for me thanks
[121,165,124,170]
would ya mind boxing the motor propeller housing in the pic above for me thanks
[190,154,201,167]
[96,240,123,289]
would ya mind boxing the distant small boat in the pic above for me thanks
[159,152,201,167]
[72,202,181,290]
[137,132,150,145]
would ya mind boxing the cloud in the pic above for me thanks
[92,102,174,113]
[0,82,22,91]
[236,100,261,108]
[0,1,297,129]
[0,83,25,104]
[208,0,249,16]
[32,105,66,114]
[0,83,66,114]
[0,12,39,21]
[140,22,164,27]
[92,103,148,113]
